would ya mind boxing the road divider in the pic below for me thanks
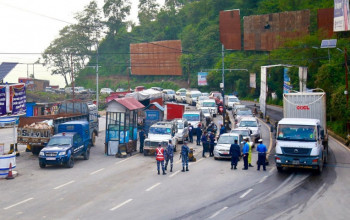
[146,182,161,192]
[110,199,133,211]
[53,180,75,190]
[4,198,34,210]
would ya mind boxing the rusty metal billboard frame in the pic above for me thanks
[219,9,241,50]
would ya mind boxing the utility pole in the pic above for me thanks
[345,47,349,134]
[222,44,226,130]
[71,53,75,100]
[96,43,99,111]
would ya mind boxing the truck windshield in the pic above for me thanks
[229,98,239,102]
[277,125,317,142]
[183,114,200,121]
[149,127,172,135]
[239,121,257,127]
[203,102,215,107]
[47,137,71,146]
[218,135,238,144]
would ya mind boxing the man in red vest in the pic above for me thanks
[156,144,166,175]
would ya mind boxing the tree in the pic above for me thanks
[138,0,159,25]
[103,0,131,36]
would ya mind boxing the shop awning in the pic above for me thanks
[113,97,144,111]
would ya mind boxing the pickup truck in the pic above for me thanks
[17,100,98,155]
[38,121,91,168]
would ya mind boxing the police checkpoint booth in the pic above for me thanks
[143,102,165,135]
[105,97,144,156]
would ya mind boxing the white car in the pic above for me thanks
[237,117,261,143]
[230,128,254,148]
[185,90,202,106]
[100,88,114,94]
[197,99,217,117]
[163,89,176,101]
[214,133,244,159]
[225,95,240,110]
[173,119,189,144]
[175,91,186,103]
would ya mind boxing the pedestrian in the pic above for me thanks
[220,124,226,136]
[201,131,209,158]
[242,137,250,170]
[165,140,174,172]
[256,139,267,171]
[155,144,166,175]
[209,131,215,157]
[139,129,146,153]
[230,139,241,169]
[180,141,190,172]
[248,140,254,168]
[196,124,202,146]
[188,123,194,143]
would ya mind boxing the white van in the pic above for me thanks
[185,90,202,106]
[225,95,240,110]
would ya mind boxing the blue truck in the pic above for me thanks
[38,121,91,168]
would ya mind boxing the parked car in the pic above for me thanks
[237,117,261,143]
[163,89,176,101]
[225,95,240,110]
[87,89,96,94]
[151,87,163,91]
[235,107,253,124]
[214,133,244,160]
[175,91,186,103]
[55,88,65,94]
[100,88,114,94]
[74,87,88,94]
[231,128,254,148]
[185,90,202,106]
[173,118,189,144]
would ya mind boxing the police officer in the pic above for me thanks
[196,124,202,146]
[242,137,250,170]
[139,129,146,153]
[220,124,226,136]
[256,139,267,171]
[164,140,174,172]
[229,139,241,169]
[156,144,166,175]
[188,123,194,143]
[209,131,215,157]
[181,141,190,172]
[201,131,209,158]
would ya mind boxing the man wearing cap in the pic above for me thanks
[188,123,194,143]
[181,141,190,172]
[256,139,267,171]
[139,129,146,153]
[201,131,209,158]
[164,139,174,172]
[229,139,241,169]
[156,144,166,175]
[242,137,250,170]
[196,124,202,146]
[209,131,215,157]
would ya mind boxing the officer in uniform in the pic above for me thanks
[164,140,174,172]
[180,141,190,172]
[201,131,209,158]
[209,131,215,157]
[229,139,241,169]
[139,129,146,153]
[242,137,250,170]
[156,144,166,175]
[188,123,194,143]
[220,124,226,136]
[256,139,267,171]
[196,124,202,146]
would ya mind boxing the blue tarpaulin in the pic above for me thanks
[0,62,18,81]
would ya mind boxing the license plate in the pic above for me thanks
[46,157,56,161]
[223,152,229,155]
[292,160,299,165]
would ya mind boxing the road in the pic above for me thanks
[0,105,350,219]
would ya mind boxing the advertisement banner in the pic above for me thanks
[198,72,208,86]
[249,73,256,88]
[334,0,350,32]
[0,87,6,116]
[11,85,26,115]
[283,68,293,94]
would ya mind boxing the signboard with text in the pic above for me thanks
[334,0,350,32]
[198,72,208,86]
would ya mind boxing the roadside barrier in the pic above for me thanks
[6,163,14,180]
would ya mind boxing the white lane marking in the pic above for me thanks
[90,168,105,175]
[53,180,75,190]
[240,189,253,199]
[259,176,268,183]
[115,157,132,165]
[4,198,34,210]
[146,182,161,192]
[110,199,133,211]
[209,207,228,219]
[269,167,276,173]
[169,170,180,178]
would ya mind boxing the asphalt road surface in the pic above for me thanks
[1,105,350,219]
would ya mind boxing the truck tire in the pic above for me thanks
[277,166,283,173]
[314,164,323,175]
[66,156,74,168]
[83,148,90,160]
[39,162,46,168]
[91,133,96,146]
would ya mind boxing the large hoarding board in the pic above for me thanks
[130,40,182,76]
[318,8,334,37]
[219,9,241,50]
[334,0,350,32]
[244,10,310,51]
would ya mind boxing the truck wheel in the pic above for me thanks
[91,133,96,146]
[83,148,90,160]
[66,156,74,168]
[39,162,46,168]
[314,165,323,175]
[277,166,283,173]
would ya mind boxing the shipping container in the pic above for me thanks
[165,103,185,121]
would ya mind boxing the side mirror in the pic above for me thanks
[320,130,325,139]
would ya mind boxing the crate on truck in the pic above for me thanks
[275,91,328,174]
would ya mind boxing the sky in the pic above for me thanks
[0,0,164,88]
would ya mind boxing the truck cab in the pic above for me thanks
[182,110,204,128]
[38,121,91,168]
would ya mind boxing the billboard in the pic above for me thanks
[0,83,26,117]
[318,8,334,37]
[250,73,256,88]
[219,10,241,50]
[283,68,292,94]
[334,0,350,32]
[130,40,182,76]
[198,72,208,86]
[244,10,310,51]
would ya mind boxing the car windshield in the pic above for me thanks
[191,93,201,98]
[180,92,186,96]
[47,137,71,146]
[183,114,200,121]
[229,98,239,102]
[149,127,172,135]
[167,91,175,94]
[277,125,317,142]
[232,130,250,136]
[218,135,238,144]
[203,102,215,107]
[237,109,252,115]
[177,122,184,129]
[239,120,257,127]
[201,109,210,113]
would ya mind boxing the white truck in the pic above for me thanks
[275,92,328,174]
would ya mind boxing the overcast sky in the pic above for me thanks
[0,0,164,87]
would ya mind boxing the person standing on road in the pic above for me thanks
[180,141,190,172]
[248,141,254,168]
[201,131,209,158]
[257,139,267,171]
[196,124,202,146]
[188,123,194,143]
[209,131,215,157]
[139,129,146,153]
[242,138,250,170]
[156,144,166,175]
[230,139,241,169]
[165,140,174,172]
[220,124,226,136]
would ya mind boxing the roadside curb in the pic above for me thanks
[328,130,350,152]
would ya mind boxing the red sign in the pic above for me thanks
[296,105,310,110]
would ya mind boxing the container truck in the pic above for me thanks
[275,91,328,174]
[164,103,185,121]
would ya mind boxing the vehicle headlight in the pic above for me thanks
[58,151,66,156]
[39,151,45,156]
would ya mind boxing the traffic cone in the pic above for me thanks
[6,163,14,180]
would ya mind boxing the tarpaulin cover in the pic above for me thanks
[112,97,144,111]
